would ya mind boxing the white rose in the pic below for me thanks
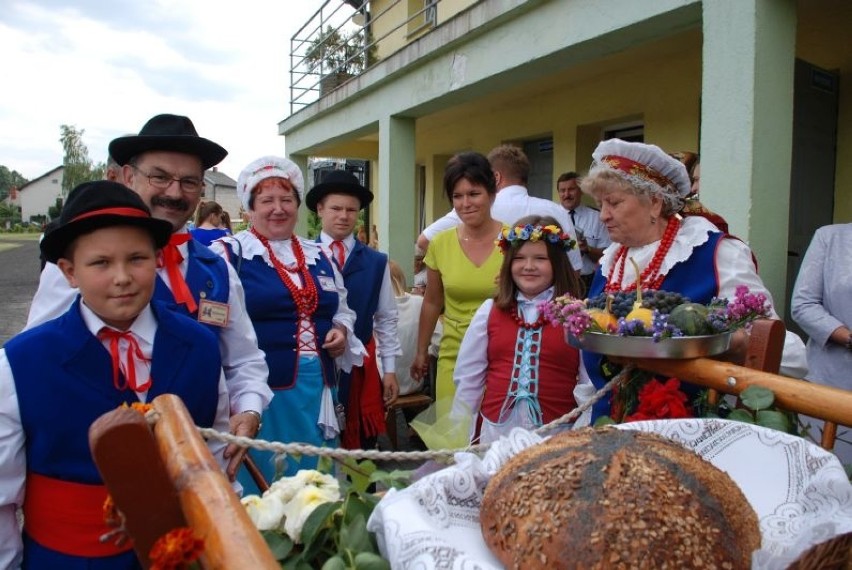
[241,494,287,531]
[282,484,341,543]
[266,469,340,504]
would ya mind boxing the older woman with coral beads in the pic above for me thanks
[575,139,807,424]
[209,156,365,491]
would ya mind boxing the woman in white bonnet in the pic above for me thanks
[575,139,807,423]
[209,156,365,491]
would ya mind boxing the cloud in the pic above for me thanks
[0,0,322,181]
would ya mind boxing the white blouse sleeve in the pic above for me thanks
[0,350,25,568]
[329,261,367,373]
[452,300,493,421]
[716,238,808,378]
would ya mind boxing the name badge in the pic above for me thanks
[318,275,336,292]
[197,299,230,327]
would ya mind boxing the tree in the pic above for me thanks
[0,165,28,202]
[60,124,97,197]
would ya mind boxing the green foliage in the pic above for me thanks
[305,26,377,77]
[705,386,797,434]
[47,197,63,221]
[59,124,99,196]
[0,165,28,202]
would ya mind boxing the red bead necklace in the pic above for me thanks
[605,216,681,294]
[251,228,319,317]
[511,303,546,330]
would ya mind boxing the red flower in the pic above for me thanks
[149,527,204,570]
[624,378,692,422]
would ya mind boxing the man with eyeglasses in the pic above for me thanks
[25,114,271,485]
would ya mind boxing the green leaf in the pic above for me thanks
[354,551,391,570]
[342,459,378,494]
[342,492,374,526]
[727,409,755,424]
[321,555,348,570]
[261,530,294,560]
[300,500,342,548]
[317,454,334,474]
[283,557,314,570]
[594,416,616,427]
[740,386,775,411]
[340,514,372,552]
[368,469,412,490]
[756,410,792,433]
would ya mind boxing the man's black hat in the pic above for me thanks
[108,114,227,170]
[305,169,374,213]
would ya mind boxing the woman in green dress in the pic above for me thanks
[411,152,504,402]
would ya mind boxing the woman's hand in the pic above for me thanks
[410,351,429,382]
[223,411,261,481]
[322,327,347,358]
[382,372,400,406]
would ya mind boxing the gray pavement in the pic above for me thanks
[0,238,40,345]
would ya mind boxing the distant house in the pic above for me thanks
[18,166,63,222]
[203,168,240,221]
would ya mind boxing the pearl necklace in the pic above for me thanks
[251,229,318,317]
[605,216,681,294]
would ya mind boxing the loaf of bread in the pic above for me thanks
[480,428,760,569]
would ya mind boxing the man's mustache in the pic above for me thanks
[151,196,190,211]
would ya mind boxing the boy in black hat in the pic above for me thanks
[0,181,231,568]
[25,114,271,478]
[307,170,400,449]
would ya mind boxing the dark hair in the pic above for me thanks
[557,171,579,184]
[443,152,497,202]
[219,210,232,232]
[494,215,582,310]
[195,200,223,226]
[487,145,530,185]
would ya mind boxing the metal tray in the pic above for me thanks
[565,331,732,359]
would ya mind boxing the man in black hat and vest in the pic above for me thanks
[306,170,400,449]
[25,114,271,481]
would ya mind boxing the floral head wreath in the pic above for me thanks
[496,223,576,253]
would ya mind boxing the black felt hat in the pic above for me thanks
[305,169,374,212]
[40,181,173,263]
[108,114,227,170]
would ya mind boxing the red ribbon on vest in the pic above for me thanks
[97,328,152,392]
[159,233,198,314]
[23,472,133,557]
[341,337,386,448]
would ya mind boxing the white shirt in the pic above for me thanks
[26,232,272,417]
[566,204,612,276]
[422,184,583,271]
[209,232,366,373]
[317,232,402,373]
[0,303,234,568]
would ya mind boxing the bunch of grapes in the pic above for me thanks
[641,290,691,314]
[586,290,691,318]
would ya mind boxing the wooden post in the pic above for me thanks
[151,394,279,569]
[89,407,187,567]
[631,357,852,429]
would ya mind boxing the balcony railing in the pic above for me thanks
[289,0,441,115]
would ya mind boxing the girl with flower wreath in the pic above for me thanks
[575,139,808,424]
[210,156,366,492]
[452,215,583,444]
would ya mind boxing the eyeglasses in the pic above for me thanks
[131,165,204,194]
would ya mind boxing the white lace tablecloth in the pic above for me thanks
[366,419,852,569]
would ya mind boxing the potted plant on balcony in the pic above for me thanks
[305,26,374,95]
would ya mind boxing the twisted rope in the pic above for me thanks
[148,366,631,463]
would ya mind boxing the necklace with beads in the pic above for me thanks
[511,302,546,329]
[605,216,681,294]
[251,228,318,317]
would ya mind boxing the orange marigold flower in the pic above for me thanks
[149,527,204,570]
[120,401,154,415]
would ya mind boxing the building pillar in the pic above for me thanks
[378,115,417,283]
[290,154,310,236]
[700,0,796,313]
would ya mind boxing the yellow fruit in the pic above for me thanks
[625,306,654,327]
[588,308,617,331]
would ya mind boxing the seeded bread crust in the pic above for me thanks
[480,428,760,569]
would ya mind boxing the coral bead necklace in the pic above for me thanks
[511,302,546,329]
[605,216,681,294]
[252,228,318,316]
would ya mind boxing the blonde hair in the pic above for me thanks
[388,260,406,296]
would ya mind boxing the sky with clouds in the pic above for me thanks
[0,0,327,181]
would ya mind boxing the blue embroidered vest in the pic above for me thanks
[5,298,221,484]
[152,239,230,334]
[584,232,724,420]
[224,241,339,390]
